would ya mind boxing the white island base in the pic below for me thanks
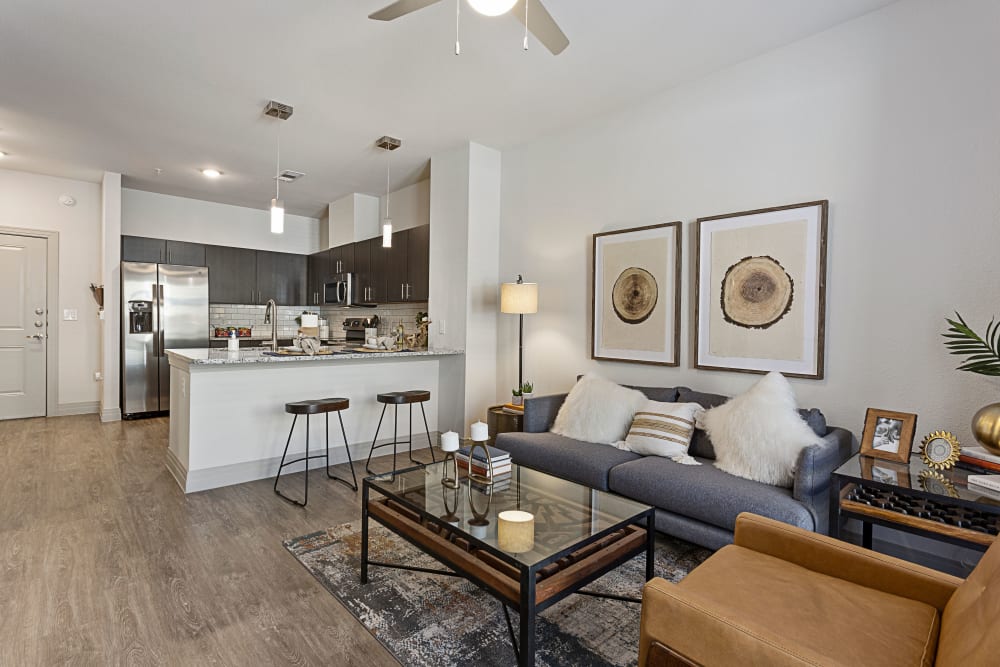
[165,348,464,493]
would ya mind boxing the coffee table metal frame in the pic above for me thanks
[361,463,655,667]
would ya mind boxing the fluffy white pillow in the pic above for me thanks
[551,374,646,445]
[698,372,822,487]
[621,401,704,465]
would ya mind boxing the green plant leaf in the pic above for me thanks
[942,312,1000,376]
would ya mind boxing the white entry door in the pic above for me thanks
[0,233,47,419]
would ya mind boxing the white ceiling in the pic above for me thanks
[0,0,895,218]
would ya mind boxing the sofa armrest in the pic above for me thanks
[522,393,567,433]
[639,578,823,667]
[792,426,857,501]
[733,513,961,612]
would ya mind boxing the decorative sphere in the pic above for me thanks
[972,403,1000,456]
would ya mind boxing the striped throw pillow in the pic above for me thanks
[623,400,704,461]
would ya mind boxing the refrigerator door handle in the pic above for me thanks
[160,329,165,357]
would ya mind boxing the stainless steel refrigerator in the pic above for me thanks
[121,262,208,418]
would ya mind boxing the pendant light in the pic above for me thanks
[270,120,284,234]
[467,0,517,16]
[263,100,294,234]
[376,135,401,248]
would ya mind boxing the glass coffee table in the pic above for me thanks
[361,461,655,667]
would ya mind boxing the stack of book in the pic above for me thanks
[957,446,1000,474]
[456,445,512,481]
[501,402,524,415]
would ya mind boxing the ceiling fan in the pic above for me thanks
[369,0,569,55]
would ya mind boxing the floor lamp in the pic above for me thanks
[500,275,538,392]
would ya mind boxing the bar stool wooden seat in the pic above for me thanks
[365,390,436,475]
[274,397,357,507]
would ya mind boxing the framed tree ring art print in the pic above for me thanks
[695,201,828,379]
[592,222,682,366]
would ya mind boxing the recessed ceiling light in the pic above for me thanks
[0,151,7,158]
[201,168,222,178]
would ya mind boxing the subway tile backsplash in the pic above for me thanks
[210,302,429,339]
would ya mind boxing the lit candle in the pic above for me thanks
[440,431,460,452]
[498,510,534,553]
[470,421,489,442]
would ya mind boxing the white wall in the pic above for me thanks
[499,0,1000,450]
[381,179,430,233]
[122,189,320,254]
[100,172,122,421]
[0,169,102,409]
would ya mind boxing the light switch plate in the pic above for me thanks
[63,309,78,321]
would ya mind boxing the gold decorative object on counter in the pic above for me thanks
[972,403,1000,456]
[920,431,961,470]
[918,469,959,498]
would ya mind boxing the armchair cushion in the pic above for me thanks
[642,545,940,667]
[937,534,1000,666]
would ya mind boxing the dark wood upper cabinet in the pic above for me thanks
[385,229,410,303]
[306,249,332,306]
[256,251,306,306]
[205,245,257,304]
[407,224,430,302]
[122,236,166,263]
[330,243,355,275]
[355,237,388,304]
[165,240,206,266]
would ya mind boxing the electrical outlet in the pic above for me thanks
[94,371,103,381]
[439,319,446,335]
[63,309,78,321]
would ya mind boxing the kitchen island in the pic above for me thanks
[165,347,464,493]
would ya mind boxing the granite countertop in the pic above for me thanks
[166,347,464,366]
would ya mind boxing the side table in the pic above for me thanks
[830,453,1000,552]
[487,405,523,436]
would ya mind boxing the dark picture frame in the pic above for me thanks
[694,200,828,379]
[592,221,682,366]
[860,408,918,463]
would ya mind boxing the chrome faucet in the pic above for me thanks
[263,299,278,350]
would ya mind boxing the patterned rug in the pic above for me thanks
[284,522,711,667]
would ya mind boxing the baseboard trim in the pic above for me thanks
[179,431,439,494]
[54,401,100,416]
[100,407,122,423]
[165,447,188,490]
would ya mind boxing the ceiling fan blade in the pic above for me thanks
[512,0,569,55]
[369,0,444,21]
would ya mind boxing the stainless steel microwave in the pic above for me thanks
[324,274,352,305]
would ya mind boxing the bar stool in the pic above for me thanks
[274,397,357,507]
[365,390,437,475]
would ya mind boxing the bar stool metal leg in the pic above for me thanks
[365,403,389,475]
[420,402,436,464]
[326,411,358,491]
[275,414,310,507]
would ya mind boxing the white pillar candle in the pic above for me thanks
[498,510,535,553]
[470,421,489,442]
[440,431,460,452]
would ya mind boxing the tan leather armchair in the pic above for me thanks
[639,512,1000,666]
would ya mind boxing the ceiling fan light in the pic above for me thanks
[467,0,518,17]
[271,198,285,234]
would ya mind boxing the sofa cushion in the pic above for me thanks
[495,431,642,491]
[551,374,647,445]
[608,455,814,532]
[675,545,940,667]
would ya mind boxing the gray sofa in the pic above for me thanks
[495,384,857,551]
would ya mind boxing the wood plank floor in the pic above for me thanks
[0,414,431,666]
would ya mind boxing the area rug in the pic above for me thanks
[283,522,711,667]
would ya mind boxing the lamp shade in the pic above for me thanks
[500,281,538,314]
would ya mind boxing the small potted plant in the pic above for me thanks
[511,387,523,406]
[521,381,534,402]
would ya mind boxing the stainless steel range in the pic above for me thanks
[343,315,378,344]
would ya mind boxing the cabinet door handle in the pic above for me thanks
[400,284,404,301]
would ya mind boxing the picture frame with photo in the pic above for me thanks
[860,455,912,489]
[860,408,918,462]
[592,221,682,366]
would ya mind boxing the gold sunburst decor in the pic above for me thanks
[918,469,959,497]
[920,431,961,470]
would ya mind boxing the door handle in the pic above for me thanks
[406,283,411,300]
[25,334,45,340]
[160,330,165,357]
[401,284,404,301]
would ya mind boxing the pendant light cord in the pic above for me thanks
[523,0,529,50]
[455,0,461,55]
[385,146,391,220]
[275,121,281,200]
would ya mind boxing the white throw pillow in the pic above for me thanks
[621,401,704,464]
[551,374,646,445]
[698,372,822,487]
